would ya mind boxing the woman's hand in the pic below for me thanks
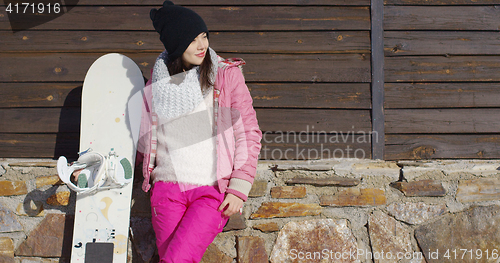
[218,193,243,217]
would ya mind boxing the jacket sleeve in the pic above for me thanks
[224,67,262,201]
[137,77,154,192]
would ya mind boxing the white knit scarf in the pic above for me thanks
[152,47,218,120]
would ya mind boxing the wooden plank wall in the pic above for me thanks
[2,0,498,160]
[384,0,500,159]
[0,0,373,160]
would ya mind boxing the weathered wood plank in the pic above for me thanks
[59,0,371,5]
[257,109,372,132]
[213,31,370,54]
[0,82,371,109]
[385,31,500,56]
[385,56,500,82]
[371,0,385,160]
[249,83,371,109]
[0,53,100,82]
[83,0,368,5]
[0,6,370,31]
[0,53,371,83]
[385,83,500,109]
[0,83,81,108]
[385,0,499,5]
[0,133,371,159]
[0,133,79,159]
[385,134,500,160]
[0,31,153,52]
[243,54,371,82]
[384,6,500,30]
[0,31,370,54]
[261,134,372,160]
[9,0,494,6]
[0,107,370,134]
[385,109,500,134]
[0,108,80,133]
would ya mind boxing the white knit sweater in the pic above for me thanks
[151,91,217,186]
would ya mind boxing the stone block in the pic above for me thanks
[470,164,500,176]
[415,205,500,263]
[253,222,279,232]
[16,201,45,217]
[0,181,28,196]
[130,217,156,263]
[248,180,268,197]
[46,191,70,206]
[352,161,400,180]
[441,160,500,177]
[35,175,62,188]
[399,258,426,263]
[274,163,333,171]
[400,160,500,178]
[0,237,14,263]
[237,236,268,263]
[0,202,23,233]
[223,213,246,231]
[19,258,58,263]
[250,202,322,219]
[368,211,413,263]
[321,207,370,229]
[386,202,446,225]
[401,167,444,181]
[397,160,435,167]
[8,162,56,168]
[271,186,306,199]
[320,188,386,206]
[286,176,360,187]
[456,178,500,203]
[270,219,358,263]
[16,214,73,258]
[390,180,446,197]
[353,161,399,170]
[201,244,233,263]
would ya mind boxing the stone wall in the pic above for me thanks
[1,158,500,263]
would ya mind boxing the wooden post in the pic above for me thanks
[371,0,385,159]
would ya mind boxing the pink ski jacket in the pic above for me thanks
[137,57,262,201]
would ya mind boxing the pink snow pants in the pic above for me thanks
[150,181,229,263]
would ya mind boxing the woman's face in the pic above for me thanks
[182,32,209,68]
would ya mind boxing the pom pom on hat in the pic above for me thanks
[150,1,208,62]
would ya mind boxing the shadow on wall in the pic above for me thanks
[54,86,81,161]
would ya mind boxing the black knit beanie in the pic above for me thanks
[150,1,209,62]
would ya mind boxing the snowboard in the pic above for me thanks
[70,53,144,263]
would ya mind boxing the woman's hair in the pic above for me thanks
[167,51,213,92]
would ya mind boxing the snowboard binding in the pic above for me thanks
[57,148,133,194]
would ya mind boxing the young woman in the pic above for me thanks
[137,1,262,262]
